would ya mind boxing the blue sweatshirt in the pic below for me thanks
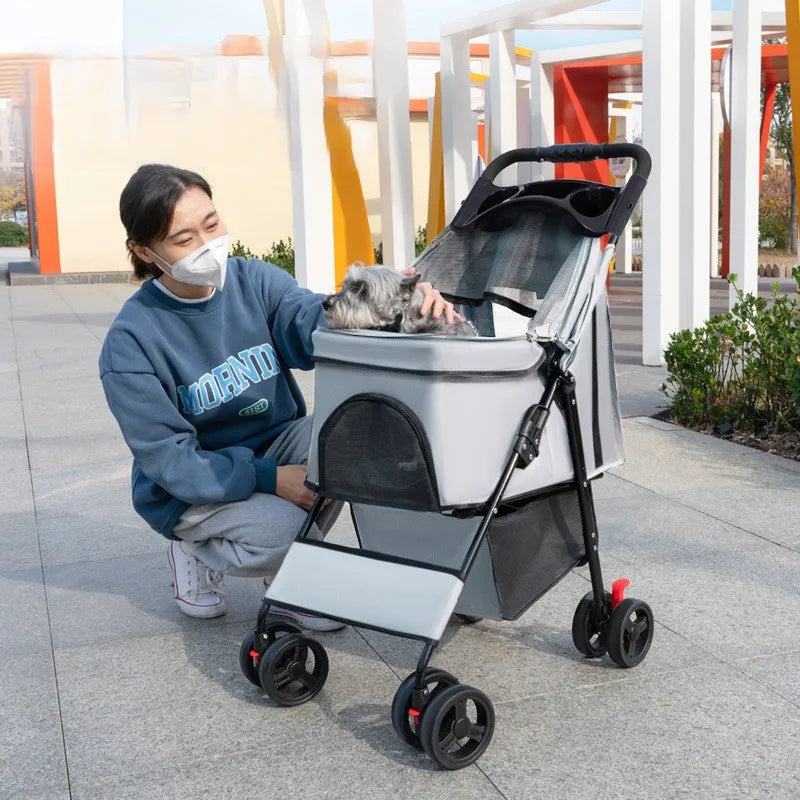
[99,258,324,538]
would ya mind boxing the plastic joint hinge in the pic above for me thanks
[515,405,550,467]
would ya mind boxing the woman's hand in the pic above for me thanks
[403,269,462,324]
[275,465,319,511]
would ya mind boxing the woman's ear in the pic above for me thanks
[130,240,155,264]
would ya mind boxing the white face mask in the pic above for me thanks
[147,233,229,290]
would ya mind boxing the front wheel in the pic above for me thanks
[391,668,458,749]
[258,633,329,706]
[419,684,495,770]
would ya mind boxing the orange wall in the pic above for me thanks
[31,61,60,273]
[553,67,609,183]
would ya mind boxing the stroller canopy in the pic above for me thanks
[412,144,649,354]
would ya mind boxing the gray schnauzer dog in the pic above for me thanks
[322,265,476,336]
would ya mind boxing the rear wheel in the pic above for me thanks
[571,591,611,658]
[606,598,654,668]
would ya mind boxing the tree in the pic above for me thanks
[0,171,26,219]
[771,82,797,254]
[759,163,791,246]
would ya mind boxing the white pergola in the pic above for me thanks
[277,0,418,292]
[440,0,785,365]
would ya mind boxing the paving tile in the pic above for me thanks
[589,480,800,663]
[0,655,70,800]
[44,551,267,649]
[612,419,800,552]
[480,662,800,800]
[0,509,41,572]
[56,625,503,800]
[733,648,800,707]
[0,568,50,657]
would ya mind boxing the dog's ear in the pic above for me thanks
[399,272,421,304]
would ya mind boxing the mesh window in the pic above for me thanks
[317,395,439,510]
[486,488,585,620]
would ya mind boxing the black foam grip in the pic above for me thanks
[482,143,651,183]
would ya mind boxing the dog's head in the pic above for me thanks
[322,266,421,331]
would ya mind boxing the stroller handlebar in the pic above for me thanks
[482,143,651,183]
[474,143,651,238]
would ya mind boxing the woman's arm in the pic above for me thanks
[101,370,276,503]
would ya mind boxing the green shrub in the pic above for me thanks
[0,220,28,246]
[661,275,800,434]
[374,225,429,265]
[230,238,295,278]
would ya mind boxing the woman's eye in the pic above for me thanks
[176,239,193,247]
[207,221,218,231]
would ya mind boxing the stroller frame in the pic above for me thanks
[240,143,655,770]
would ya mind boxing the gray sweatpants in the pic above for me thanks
[173,416,341,578]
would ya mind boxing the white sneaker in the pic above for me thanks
[262,581,345,632]
[168,541,227,619]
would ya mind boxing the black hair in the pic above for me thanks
[119,164,212,280]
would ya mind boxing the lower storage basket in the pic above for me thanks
[351,484,587,623]
[472,486,586,620]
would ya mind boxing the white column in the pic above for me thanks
[489,30,518,185]
[282,0,334,292]
[517,84,532,183]
[529,54,555,181]
[441,35,473,222]
[642,0,682,365]
[679,0,711,329]
[710,92,721,277]
[373,0,415,267]
[611,111,634,274]
[729,0,761,303]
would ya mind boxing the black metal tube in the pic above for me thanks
[296,496,325,541]
[560,377,606,610]
[414,641,437,690]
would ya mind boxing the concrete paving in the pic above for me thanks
[1,275,798,800]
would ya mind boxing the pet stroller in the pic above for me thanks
[239,143,655,769]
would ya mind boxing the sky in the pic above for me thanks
[1,0,757,58]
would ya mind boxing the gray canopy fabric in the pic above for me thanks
[412,207,592,317]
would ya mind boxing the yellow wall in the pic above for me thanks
[49,55,431,274]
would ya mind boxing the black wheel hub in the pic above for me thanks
[453,717,471,740]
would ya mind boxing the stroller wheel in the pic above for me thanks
[419,684,495,770]
[391,668,458,749]
[454,614,482,625]
[239,632,261,687]
[258,633,329,706]
[606,598,654,668]
[572,591,611,658]
[239,621,302,688]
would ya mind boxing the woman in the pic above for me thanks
[100,164,457,624]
